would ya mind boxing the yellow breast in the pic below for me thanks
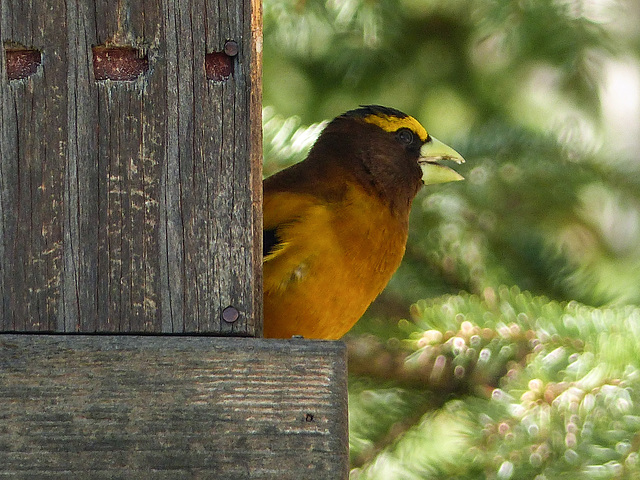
[263,184,408,339]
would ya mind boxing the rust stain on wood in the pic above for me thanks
[205,51,234,81]
[4,47,41,80]
[92,46,148,81]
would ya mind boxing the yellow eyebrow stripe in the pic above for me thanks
[362,114,429,142]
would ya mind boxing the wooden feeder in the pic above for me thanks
[0,1,348,478]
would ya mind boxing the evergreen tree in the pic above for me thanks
[263,0,640,477]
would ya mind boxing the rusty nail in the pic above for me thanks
[222,306,240,323]
[224,40,239,57]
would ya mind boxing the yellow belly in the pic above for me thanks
[263,186,407,339]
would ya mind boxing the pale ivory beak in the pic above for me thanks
[418,137,465,185]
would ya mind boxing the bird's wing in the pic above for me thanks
[263,227,281,258]
[263,188,324,258]
[262,190,338,294]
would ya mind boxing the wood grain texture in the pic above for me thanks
[0,0,262,335]
[0,335,349,479]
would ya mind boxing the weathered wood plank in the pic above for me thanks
[0,2,68,332]
[0,335,349,479]
[0,0,262,334]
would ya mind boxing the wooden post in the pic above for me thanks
[0,1,349,478]
[0,0,262,336]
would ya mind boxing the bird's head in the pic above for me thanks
[309,105,465,211]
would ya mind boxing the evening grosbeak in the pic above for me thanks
[263,105,465,339]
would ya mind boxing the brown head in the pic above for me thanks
[301,105,465,215]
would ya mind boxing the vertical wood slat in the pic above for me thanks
[0,0,262,335]
[0,335,350,479]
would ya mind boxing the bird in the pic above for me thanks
[263,105,465,339]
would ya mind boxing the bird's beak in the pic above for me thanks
[418,137,465,185]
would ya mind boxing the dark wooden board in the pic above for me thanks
[0,0,262,335]
[0,335,349,479]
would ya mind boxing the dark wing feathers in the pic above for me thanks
[263,227,281,257]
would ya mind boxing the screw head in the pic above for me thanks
[222,306,240,323]
[224,40,239,57]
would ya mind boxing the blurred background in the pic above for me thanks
[262,0,640,478]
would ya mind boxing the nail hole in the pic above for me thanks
[92,46,148,81]
[205,51,234,81]
[5,47,41,80]
[305,413,314,422]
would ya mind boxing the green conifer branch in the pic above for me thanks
[350,287,640,478]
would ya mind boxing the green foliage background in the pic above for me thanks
[262,0,640,477]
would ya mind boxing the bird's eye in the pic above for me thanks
[396,128,415,145]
